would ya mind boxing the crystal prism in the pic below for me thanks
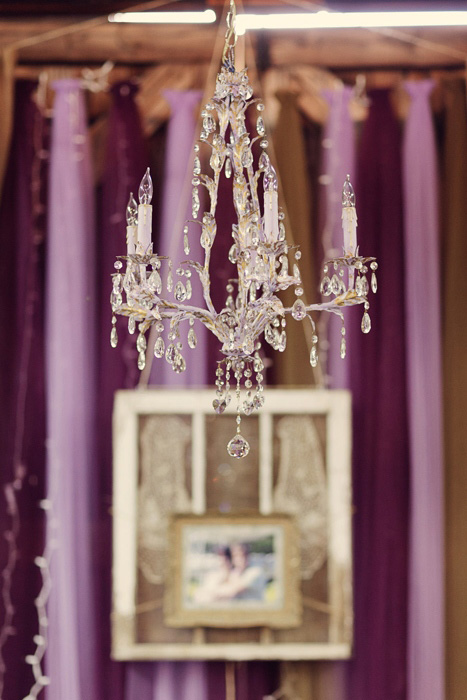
[227,434,250,459]
[361,312,371,334]
[110,327,118,348]
[188,327,197,349]
[291,298,307,321]
[310,345,318,367]
[154,336,165,358]
[371,272,377,293]
[320,275,331,296]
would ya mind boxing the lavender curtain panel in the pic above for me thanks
[148,89,207,387]
[0,80,48,700]
[129,89,208,700]
[320,86,355,390]
[402,80,444,700]
[45,79,98,700]
[347,89,409,700]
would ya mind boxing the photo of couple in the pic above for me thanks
[183,525,283,610]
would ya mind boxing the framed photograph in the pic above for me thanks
[165,514,301,628]
[112,388,352,660]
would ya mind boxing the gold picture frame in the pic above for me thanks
[164,513,302,629]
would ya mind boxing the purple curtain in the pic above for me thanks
[128,89,208,700]
[320,86,355,389]
[148,89,207,387]
[45,79,98,700]
[347,89,409,700]
[96,80,149,700]
[402,80,444,700]
[0,80,48,700]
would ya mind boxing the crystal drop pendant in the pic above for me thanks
[330,274,341,295]
[361,276,369,296]
[210,152,221,171]
[184,234,190,255]
[173,354,187,373]
[128,316,136,334]
[225,158,232,178]
[110,290,123,310]
[291,298,307,321]
[355,276,363,296]
[361,312,371,334]
[136,333,147,353]
[320,275,331,296]
[174,281,187,302]
[253,356,264,373]
[371,272,378,293]
[310,345,318,367]
[228,244,238,264]
[165,343,177,364]
[147,270,162,293]
[227,434,250,459]
[259,152,269,171]
[340,337,346,359]
[154,336,165,358]
[167,270,173,292]
[256,116,265,136]
[253,393,265,409]
[110,327,118,348]
[188,327,197,349]
[137,350,146,370]
[265,323,275,345]
[193,156,201,175]
[242,150,253,168]
[243,401,254,416]
[185,278,192,299]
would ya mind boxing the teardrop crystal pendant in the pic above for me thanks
[310,345,318,367]
[371,272,377,293]
[340,336,346,359]
[137,350,146,370]
[128,316,136,334]
[188,327,197,349]
[110,327,118,348]
[256,116,265,136]
[227,434,250,459]
[291,298,307,321]
[320,275,331,296]
[225,158,232,178]
[361,312,371,334]
[154,336,165,358]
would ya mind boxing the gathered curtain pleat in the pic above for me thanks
[347,88,410,700]
[45,79,98,700]
[148,89,207,387]
[402,79,444,700]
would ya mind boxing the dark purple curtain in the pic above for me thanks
[347,89,409,700]
[96,80,148,700]
[0,81,48,700]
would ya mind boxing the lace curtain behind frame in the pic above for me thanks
[138,415,191,584]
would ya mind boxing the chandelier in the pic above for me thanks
[110,1,377,458]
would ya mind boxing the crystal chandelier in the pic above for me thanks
[110,1,377,458]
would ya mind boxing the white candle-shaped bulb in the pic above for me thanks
[126,192,138,255]
[126,192,138,226]
[264,163,278,193]
[342,174,355,207]
[138,167,153,205]
[137,168,153,253]
[342,174,357,256]
[263,164,279,241]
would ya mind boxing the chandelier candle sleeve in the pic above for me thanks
[263,164,279,241]
[342,174,357,255]
[109,0,377,458]
[136,167,153,253]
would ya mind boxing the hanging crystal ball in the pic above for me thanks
[227,434,250,459]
